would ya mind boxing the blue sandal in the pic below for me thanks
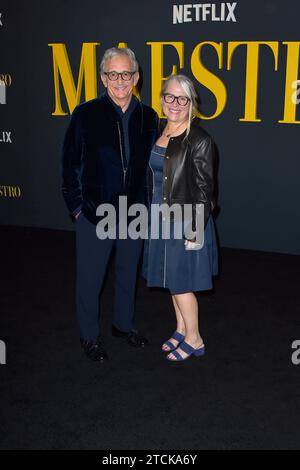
[162,331,185,352]
[166,340,205,361]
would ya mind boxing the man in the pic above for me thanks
[62,47,158,362]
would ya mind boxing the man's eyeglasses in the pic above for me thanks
[104,71,136,81]
[163,93,190,106]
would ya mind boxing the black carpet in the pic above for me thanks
[0,226,299,450]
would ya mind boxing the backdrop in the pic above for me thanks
[1,0,300,254]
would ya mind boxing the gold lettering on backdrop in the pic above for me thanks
[0,186,21,198]
[227,41,279,122]
[0,74,12,86]
[48,41,300,124]
[146,42,184,115]
[48,42,100,115]
[279,42,300,124]
[191,42,227,120]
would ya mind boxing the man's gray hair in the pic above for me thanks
[100,47,139,75]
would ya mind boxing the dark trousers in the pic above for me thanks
[75,214,143,341]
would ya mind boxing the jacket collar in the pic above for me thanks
[99,92,140,122]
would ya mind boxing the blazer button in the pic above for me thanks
[164,176,168,180]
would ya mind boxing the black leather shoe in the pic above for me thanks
[112,325,149,348]
[80,338,108,362]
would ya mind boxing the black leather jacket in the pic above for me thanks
[147,117,216,238]
[62,94,158,224]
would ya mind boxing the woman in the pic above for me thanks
[144,74,218,362]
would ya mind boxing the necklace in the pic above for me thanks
[163,121,188,138]
[164,131,173,138]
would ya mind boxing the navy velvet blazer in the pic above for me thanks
[62,93,158,224]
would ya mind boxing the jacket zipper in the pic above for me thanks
[149,163,155,194]
[117,121,127,186]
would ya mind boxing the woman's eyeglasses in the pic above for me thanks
[163,93,190,106]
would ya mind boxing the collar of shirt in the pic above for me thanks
[105,91,138,119]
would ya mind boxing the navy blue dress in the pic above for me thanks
[143,144,218,294]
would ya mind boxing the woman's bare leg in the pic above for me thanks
[167,292,204,360]
[162,295,186,351]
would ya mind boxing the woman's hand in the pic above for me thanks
[184,239,201,250]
